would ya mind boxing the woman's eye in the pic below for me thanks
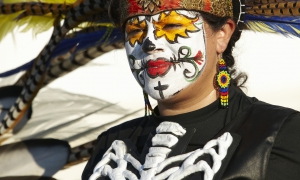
[128,29,144,36]
[163,24,182,30]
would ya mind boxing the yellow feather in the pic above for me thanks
[3,0,77,5]
[247,21,264,32]
[19,15,55,35]
[0,11,23,41]
[247,21,277,33]
[77,22,115,28]
[0,11,56,42]
[277,25,287,33]
[289,25,300,35]
[256,22,276,33]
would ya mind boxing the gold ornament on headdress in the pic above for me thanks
[138,0,161,12]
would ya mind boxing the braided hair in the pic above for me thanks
[199,11,248,87]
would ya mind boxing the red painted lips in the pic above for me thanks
[146,59,172,77]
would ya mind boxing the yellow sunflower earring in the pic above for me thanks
[217,58,231,108]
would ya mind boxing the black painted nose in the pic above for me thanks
[142,38,156,53]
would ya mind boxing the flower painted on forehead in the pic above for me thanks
[125,18,147,46]
[153,11,200,43]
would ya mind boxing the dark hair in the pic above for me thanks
[199,11,247,87]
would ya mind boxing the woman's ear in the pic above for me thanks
[216,19,235,54]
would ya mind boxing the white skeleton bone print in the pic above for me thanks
[89,122,233,180]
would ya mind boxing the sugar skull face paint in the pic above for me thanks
[125,10,206,100]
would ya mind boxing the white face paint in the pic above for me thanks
[125,10,206,100]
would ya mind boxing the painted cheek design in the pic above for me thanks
[153,11,200,43]
[125,18,147,46]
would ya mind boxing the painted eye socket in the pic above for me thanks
[153,11,200,43]
[125,19,147,47]
[128,29,145,36]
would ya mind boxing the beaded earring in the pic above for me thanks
[216,58,231,108]
[143,90,155,116]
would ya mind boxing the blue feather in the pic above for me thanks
[244,14,300,38]
[51,27,123,59]
[0,28,124,78]
[245,14,300,24]
[0,61,34,78]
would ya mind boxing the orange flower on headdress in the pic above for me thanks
[153,11,200,43]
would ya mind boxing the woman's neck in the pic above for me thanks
[157,88,218,116]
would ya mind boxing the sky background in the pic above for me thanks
[0,28,299,179]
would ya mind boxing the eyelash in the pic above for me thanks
[128,29,146,36]
[163,24,182,30]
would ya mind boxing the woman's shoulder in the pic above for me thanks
[266,111,300,179]
[251,99,299,119]
[243,99,300,179]
[233,86,299,117]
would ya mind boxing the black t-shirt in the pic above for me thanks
[82,86,300,179]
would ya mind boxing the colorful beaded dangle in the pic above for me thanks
[217,58,231,108]
[143,90,155,116]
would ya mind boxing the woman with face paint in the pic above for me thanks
[82,0,300,179]
[125,10,233,115]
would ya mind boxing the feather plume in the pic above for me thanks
[0,3,70,20]
[246,1,300,16]
[244,14,300,37]
[245,0,300,37]
[246,0,296,4]
[0,12,56,41]
[0,12,22,41]
[19,15,55,33]
[0,0,114,136]
[0,26,122,79]
[0,86,32,134]
[3,0,77,4]
[0,2,61,41]
[0,0,83,42]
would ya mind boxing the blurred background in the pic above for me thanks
[0,28,299,179]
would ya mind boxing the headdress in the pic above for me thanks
[109,0,240,27]
[109,0,300,37]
